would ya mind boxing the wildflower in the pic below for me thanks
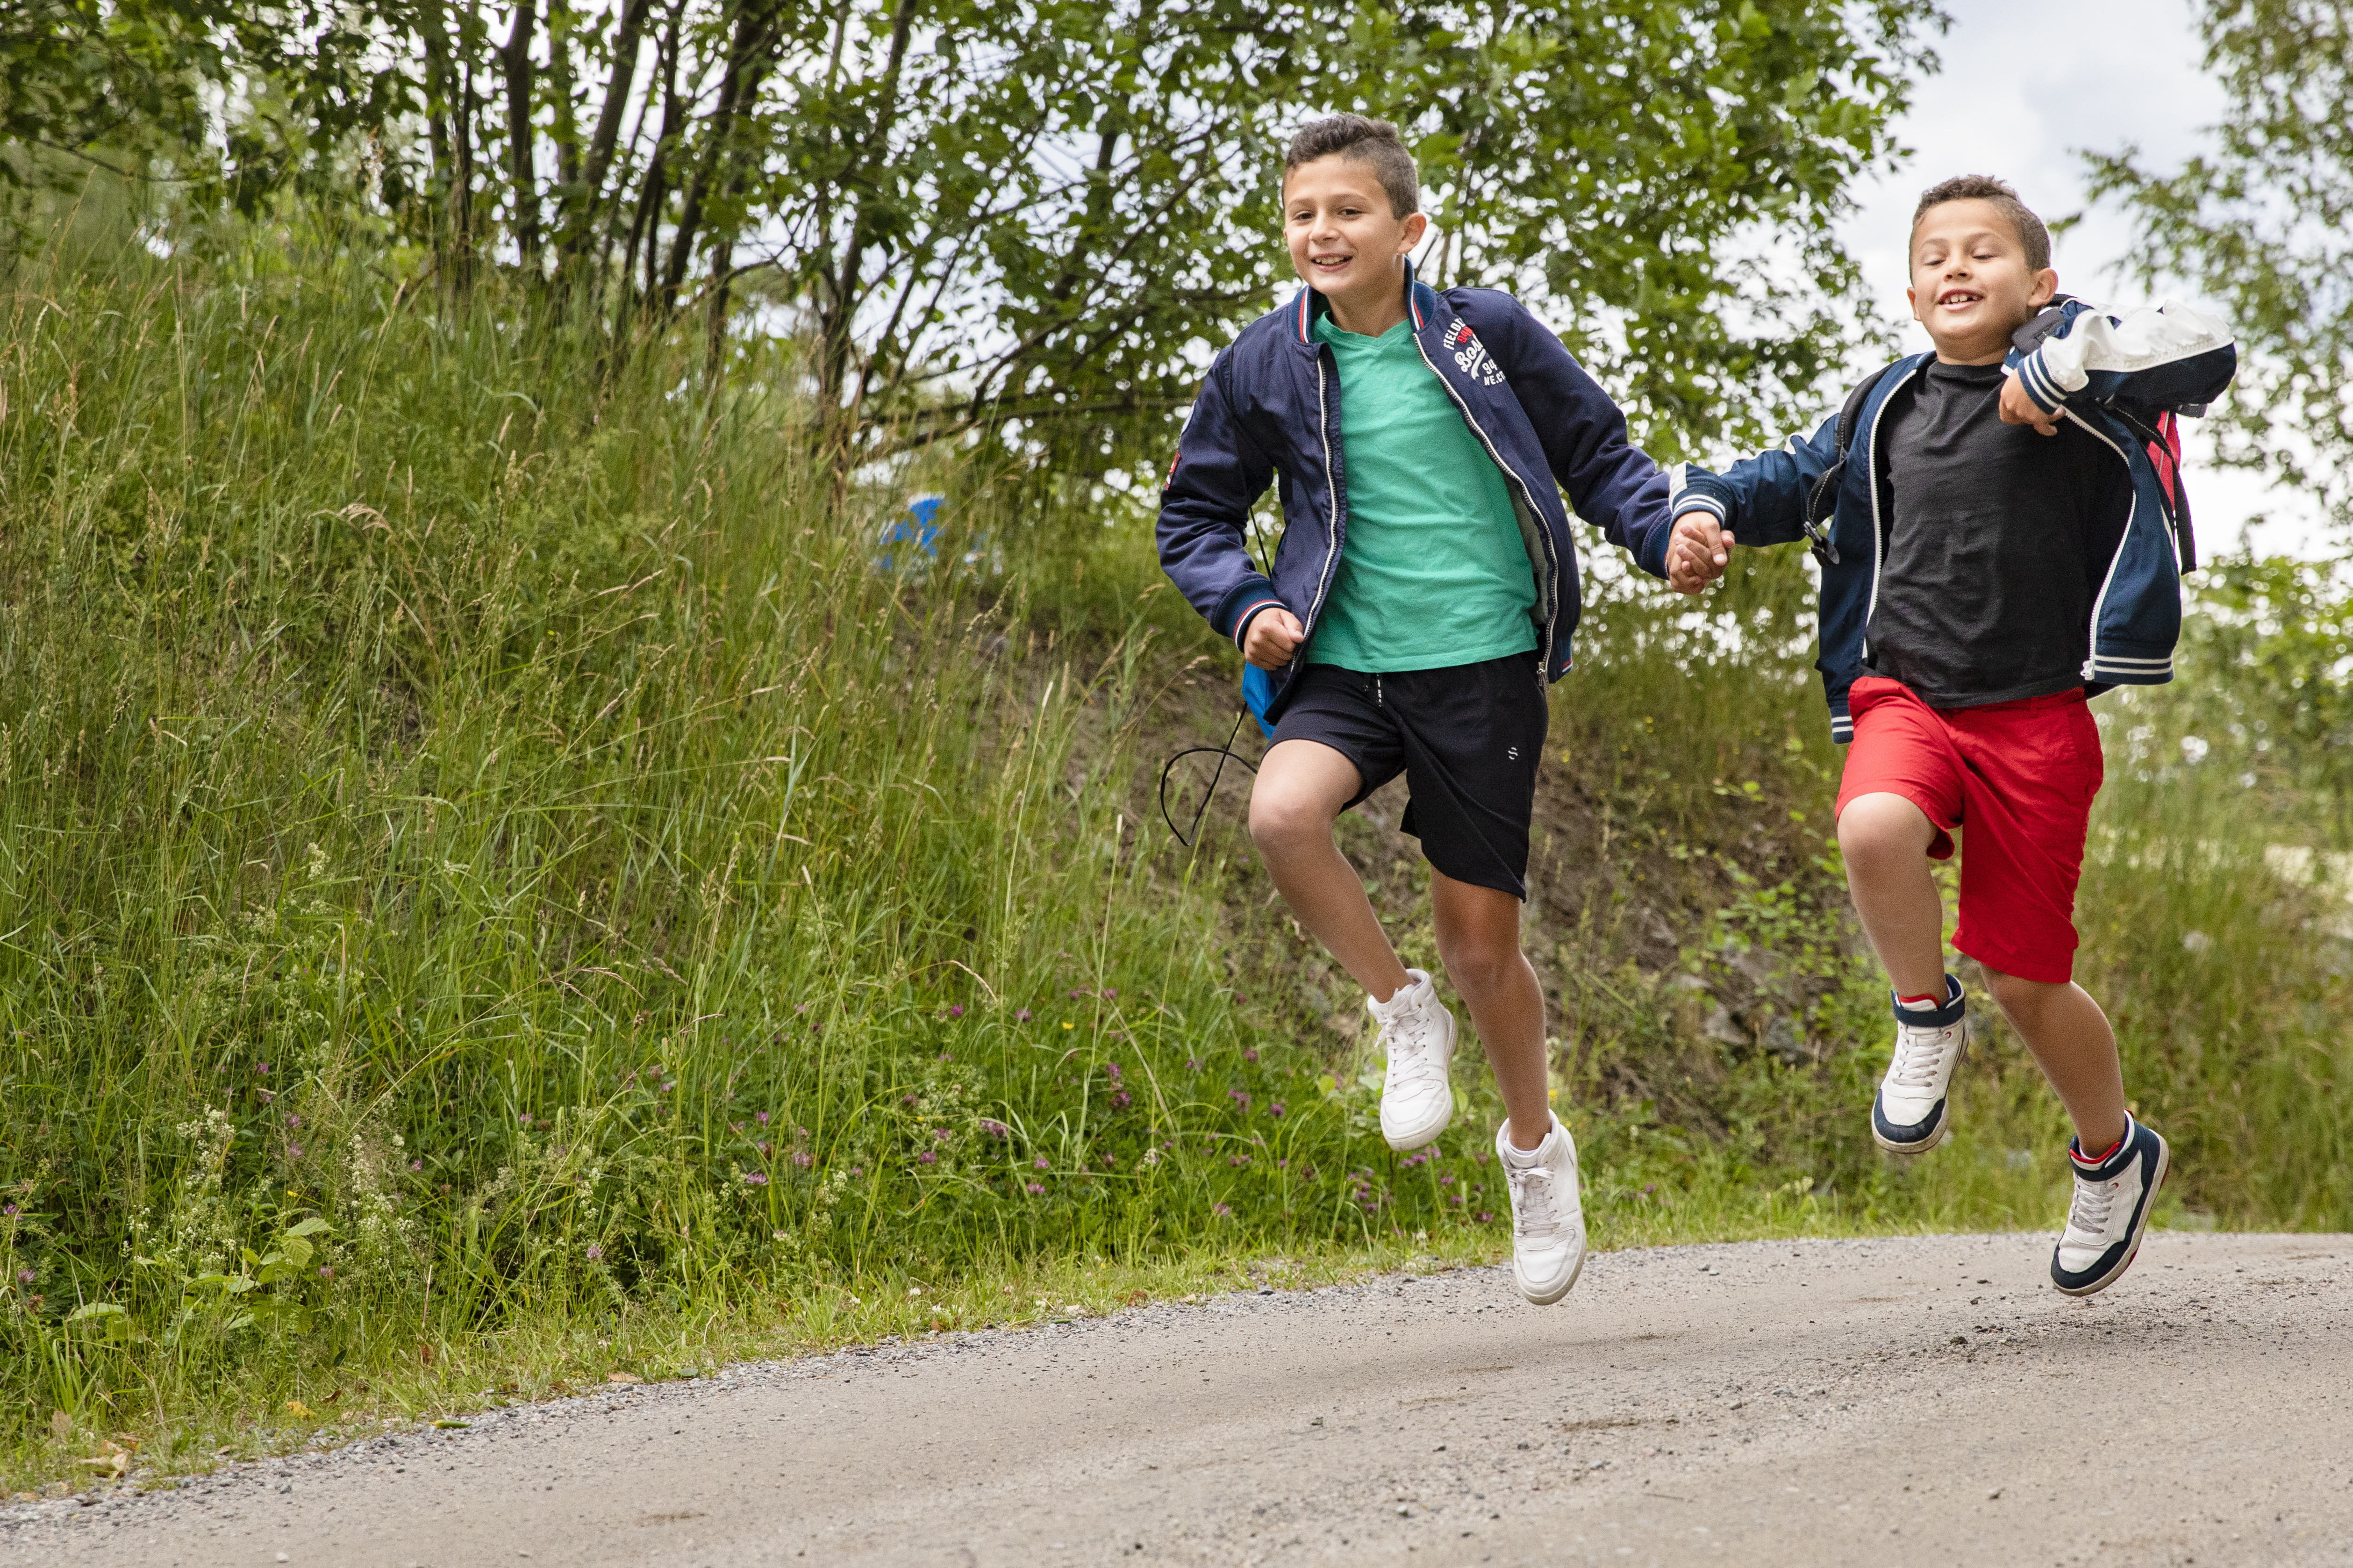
[1062,1022,1075,1031]
[318,1266,334,1280]
[902,1094,919,1107]
[409,1159,423,1173]
[1211,1202,1231,1218]
[1100,1154,1117,1168]
[757,1110,770,1125]
[979,1118,1008,1138]
[742,1171,770,1186]
[256,1062,271,1074]
[1102,987,1117,999]
[286,1144,303,1159]
[1243,1048,1259,1063]
[731,1122,744,1134]
[1110,1090,1131,1110]
[1104,1061,1123,1081]
[1439,1174,1454,1187]
[1016,1009,1033,1023]
[1276,1159,1287,1170]
[1450,1194,1464,1207]
[586,1243,605,1261]
[2,1204,17,1217]
[15,1269,29,1284]
[793,1151,813,1168]
[934,1128,951,1142]
[518,1112,533,1126]
[1476,1211,1494,1224]
[1025,1182,1045,1196]
[947,1005,965,1018]
[1186,1058,1201,1073]
[1034,1156,1049,1170]
[918,1152,938,1166]
[1228,1155,1250,1168]
[285,1113,302,1128]
[1644,1183,1658,1195]
[1143,1148,1160,1167]
[1268,1102,1286,1119]
[1228,1089,1251,1111]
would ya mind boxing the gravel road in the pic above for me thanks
[7,1231,2349,1568]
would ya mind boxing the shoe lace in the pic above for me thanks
[1383,1003,1439,1083]
[2066,1174,2117,1240]
[1886,1019,1962,1090]
[1506,1160,1560,1244]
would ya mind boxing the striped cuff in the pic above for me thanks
[2016,349,2070,415]
[1229,596,1287,651]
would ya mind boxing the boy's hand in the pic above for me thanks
[1243,606,1305,670]
[2000,371,2062,436]
[1666,511,1733,594]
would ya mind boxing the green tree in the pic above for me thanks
[2086,0,2353,523]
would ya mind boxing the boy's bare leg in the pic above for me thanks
[1841,793,2131,1153]
[1248,739,1412,1002]
[1981,971,2130,1153]
[1430,868,1550,1151]
[1835,791,1950,999]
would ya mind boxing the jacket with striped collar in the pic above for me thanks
[1155,262,1680,724]
[1667,297,2238,741]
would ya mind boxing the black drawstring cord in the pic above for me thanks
[1157,706,1257,848]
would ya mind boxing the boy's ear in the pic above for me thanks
[1397,210,1429,255]
[2028,267,2059,309]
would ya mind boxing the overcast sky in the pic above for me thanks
[1837,0,2324,557]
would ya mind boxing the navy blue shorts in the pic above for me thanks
[1270,650,1548,900]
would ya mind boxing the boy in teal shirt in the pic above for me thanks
[1157,115,1682,1303]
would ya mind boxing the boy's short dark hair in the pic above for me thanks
[1282,115,1420,218]
[1910,175,2051,272]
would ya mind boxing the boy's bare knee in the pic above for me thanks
[1981,966,2054,1012]
[1247,789,1332,858]
[1438,937,1521,998]
[1838,792,1933,867]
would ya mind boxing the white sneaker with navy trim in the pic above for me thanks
[2052,1117,2169,1296]
[1872,973,1967,1153]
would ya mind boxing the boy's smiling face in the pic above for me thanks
[1907,197,2059,365]
[1284,153,1427,333]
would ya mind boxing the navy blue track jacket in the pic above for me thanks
[1155,263,1679,724]
[1667,297,2238,740]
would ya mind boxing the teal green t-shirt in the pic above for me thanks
[1305,313,1539,673]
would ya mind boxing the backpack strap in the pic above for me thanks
[1799,364,1895,566]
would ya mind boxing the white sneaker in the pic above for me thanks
[1498,1113,1586,1305]
[2051,1117,2169,1296]
[1871,974,1967,1153]
[1371,969,1455,1152]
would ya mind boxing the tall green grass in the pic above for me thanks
[3,227,2350,1489]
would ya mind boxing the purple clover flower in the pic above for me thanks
[742,1171,769,1186]
[1025,1182,1045,1196]
[1016,1009,1032,1023]
[586,1243,605,1261]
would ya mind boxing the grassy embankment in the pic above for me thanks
[2,234,2348,1491]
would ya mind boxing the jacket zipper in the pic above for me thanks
[1410,331,1559,682]
[1858,360,1915,659]
[1303,350,1346,642]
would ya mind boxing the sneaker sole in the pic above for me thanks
[2052,1139,2171,1298]
[1381,1103,1451,1153]
[1870,1103,1952,1155]
[1516,1243,1587,1307]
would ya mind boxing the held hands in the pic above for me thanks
[1243,606,1306,670]
[1666,511,1734,594]
[1999,370,2061,436]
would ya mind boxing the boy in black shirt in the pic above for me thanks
[1665,175,2236,1296]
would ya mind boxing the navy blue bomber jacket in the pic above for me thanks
[1667,297,2238,741]
[1155,262,1680,724]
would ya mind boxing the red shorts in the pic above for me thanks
[1835,675,2104,984]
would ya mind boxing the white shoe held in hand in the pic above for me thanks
[1499,1112,1587,1306]
[1372,969,1455,1152]
[1872,973,1967,1153]
[2052,1117,2169,1296]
